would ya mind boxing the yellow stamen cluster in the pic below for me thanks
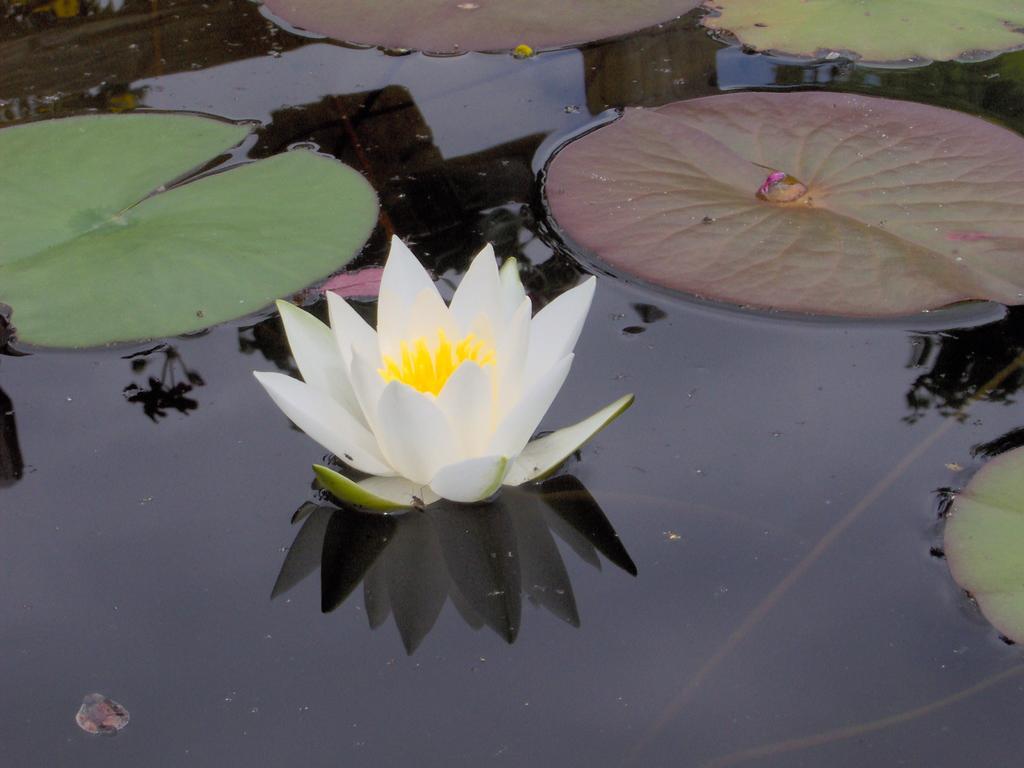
[379,330,495,395]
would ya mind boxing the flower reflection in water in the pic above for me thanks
[272,475,636,654]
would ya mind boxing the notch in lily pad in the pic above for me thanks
[0,114,379,348]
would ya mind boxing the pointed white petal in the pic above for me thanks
[275,300,352,407]
[381,235,435,300]
[487,353,574,459]
[504,394,635,486]
[436,361,495,456]
[325,290,377,368]
[524,277,595,388]
[450,244,501,335]
[374,381,461,484]
[493,298,531,418]
[499,257,527,320]
[313,465,408,510]
[377,236,450,359]
[349,348,387,433]
[254,371,393,476]
[378,286,455,362]
[430,455,509,503]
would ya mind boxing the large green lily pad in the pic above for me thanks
[260,0,702,54]
[0,114,378,347]
[946,446,1024,643]
[701,0,1024,64]
[545,92,1024,317]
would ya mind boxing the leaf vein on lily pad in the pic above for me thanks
[545,92,1024,317]
[261,0,703,53]
[0,115,378,347]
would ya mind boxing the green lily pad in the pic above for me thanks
[260,0,702,54]
[701,0,1024,65]
[545,92,1024,317]
[0,114,378,347]
[946,446,1024,643]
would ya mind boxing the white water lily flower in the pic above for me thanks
[254,236,633,509]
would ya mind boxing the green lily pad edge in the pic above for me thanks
[701,0,1024,66]
[0,113,379,348]
[946,445,1024,643]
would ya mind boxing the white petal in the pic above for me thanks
[325,290,377,368]
[524,277,595,388]
[449,244,501,335]
[254,371,393,476]
[377,236,450,359]
[381,235,435,300]
[430,455,509,503]
[436,361,495,456]
[374,381,461,484]
[499,257,527,320]
[378,286,455,362]
[275,300,355,410]
[504,394,635,486]
[487,353,574,459]
[493,298,531,417]
[313,465,440,509]
[349,348,387,433]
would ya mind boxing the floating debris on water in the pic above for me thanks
[75,693,130,735]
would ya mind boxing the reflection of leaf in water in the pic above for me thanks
[272,479,635,653]
[905,308,1024,423]
[0,387,24,487]
[973,427,1024,460]
[121,347,204,423]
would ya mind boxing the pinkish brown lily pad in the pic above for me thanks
[260,0,702,54]
[545,92,1024,317]
[320,267,384,299]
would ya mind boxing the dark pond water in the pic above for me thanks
[4,3,1024,766]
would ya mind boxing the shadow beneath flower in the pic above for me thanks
[272,476,636,654]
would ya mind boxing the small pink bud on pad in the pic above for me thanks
[756,171,809,203]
